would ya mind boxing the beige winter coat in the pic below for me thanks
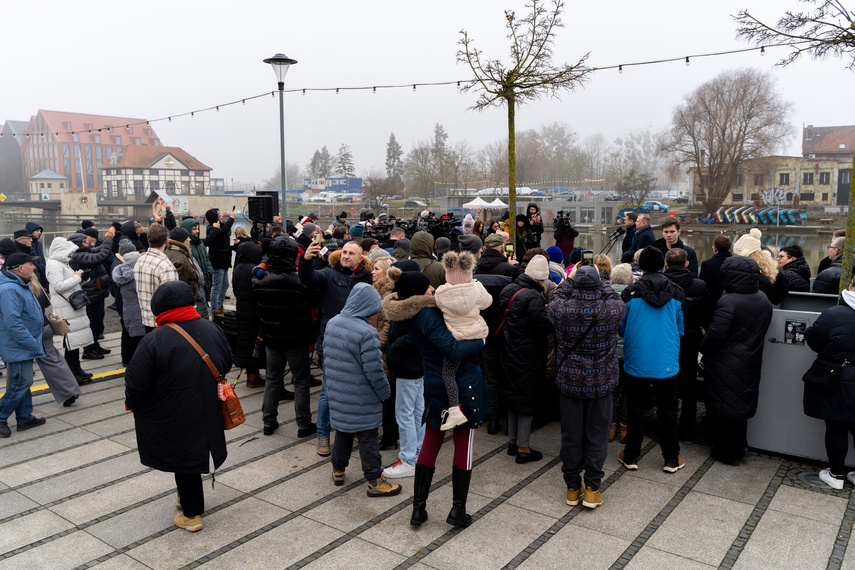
[434,280,492,341]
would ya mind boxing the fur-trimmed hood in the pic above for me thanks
[382,292,437,322]
[327,249,373,273]
[373,275,395,298]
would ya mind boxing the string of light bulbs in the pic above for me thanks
[434,178,605,185]
[1,40,809,140]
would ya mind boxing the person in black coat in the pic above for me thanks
[232,240,265,387]
[68,227,115,359]
[699,235,732,320]
[778,245,811,293]
[699,256,773,466]
[813,237,848,294]
[804,274,855,489]
[497,257,553,463]
[620,214,655,263]
[205,208,236,315]
[125,281,231,532]
[526,203,544,246]
[514,214,538,258]
[252,238,316,438]
[664,249,708,443]
[621,212,637,256]
[650,218,698,275]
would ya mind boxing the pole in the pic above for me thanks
[278,82,287,220]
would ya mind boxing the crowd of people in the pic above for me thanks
[0,206,852,533]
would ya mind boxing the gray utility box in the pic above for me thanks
[747,292,843,462]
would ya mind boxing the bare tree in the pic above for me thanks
[736,0,855,294]
[477,141,508,192]
[658,68,793,214]
[458,0,592,243]
[735,1,855,68]
[262,162,304,191]
[615,169,657,208]
[361,167,390,208]
[404,140,436,200]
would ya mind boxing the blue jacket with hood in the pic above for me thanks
[0,270,46,363]
[620,271,684,379]
[323,282,391,433]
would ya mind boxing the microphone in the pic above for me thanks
[608,226,626,240]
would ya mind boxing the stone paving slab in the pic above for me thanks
[17,452,145,504]
[517,522,631,570]
[303,536,407,570]
[767,484,848,526]
[625,546,718,569]
[0,439,130,487]
[0,530,113,570]
[732,508,837,570]
[692,453,781,505]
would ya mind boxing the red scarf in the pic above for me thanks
[155,306,201,328]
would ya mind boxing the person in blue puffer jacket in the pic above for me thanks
[324,282,401,498]
[619,246,685,474]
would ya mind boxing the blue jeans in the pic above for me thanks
[396,377,425,466]
[210,268,228,310]
[0,360,35,424]
[318,375,331,439]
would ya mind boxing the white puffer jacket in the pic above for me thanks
[434,280,492,341]
[45,237,94,350]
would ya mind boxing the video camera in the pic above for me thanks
[553,210,573,231]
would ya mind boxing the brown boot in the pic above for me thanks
[619,423,627,443]
[245,372,265,388]
[609,423,617,442]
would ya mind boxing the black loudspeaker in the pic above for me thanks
[247,196,274,223]
[256,190,280,216]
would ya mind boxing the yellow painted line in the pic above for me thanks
[0,368,126,399]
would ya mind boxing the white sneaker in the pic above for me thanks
[847,472,855,487]
[819,468,844,490]
[382,459,416,478]
[440,405,468,431]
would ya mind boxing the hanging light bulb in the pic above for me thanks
[619,65,623,74]
[302,89,306,96]
[685,56,690,66]
[191,112,194,117]
[413,84,416,92]
[336,88,339,94]
[373,86,376,94]
[242,99,246,105]
[216,106,219,112]
[760,46,766,56]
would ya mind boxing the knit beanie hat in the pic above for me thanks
[392,270,431,299]
[122,251,141,266]
[574,265,601,289]
[525,255,549,281]
[337,211,347,220]
[302,222,318,236]
[81,220,94,229]
[443,251,476,285]
[733,228,762,257]
[457,234,482,255]
[395,238,411,252]
[82,227,98,239]
[391,259,420,273]
[349,223,365,239]
[638,246,665,272]
[484,233,504,248]
[462,214,474,234]
[546,245,564,264]
[118,238,136,256]
[435,237,451,260]
[169,227,190,243]
[367,248,391,263]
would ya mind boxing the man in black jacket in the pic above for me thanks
[621,212,637,257]
[651,218,698,275]
[814,237,848,294]
[69,226,116,360]
[699,234,732,323]
[664,248,708,443]
[473,232,521,434]
[620,214,655,263]
[252,238,316,439]
[204,208,236,316]
[778,245,811,293]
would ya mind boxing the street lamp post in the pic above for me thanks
[263,53,298,220]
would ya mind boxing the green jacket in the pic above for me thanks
[181,218,213,288]
[410,231,445,289]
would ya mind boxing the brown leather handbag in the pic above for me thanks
[164,323,245,430]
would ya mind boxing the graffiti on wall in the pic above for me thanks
[759,188,787,206]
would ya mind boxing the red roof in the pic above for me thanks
[108,145,211,171]
[29,109,161,146]
[802,125,855,156]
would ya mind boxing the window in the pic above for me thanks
[133,168,143,175]
[96,146,102,160]
[601,207,613,224]
[733,174,743,186]
[133,137,141,145]
[820,172,831,185]
[133,180,144,197]
[94,135,101,144]
[150,180,159,192]
[154,139,160,146]
[74,145,81,158]
[128,127,133,134]
[822,193,829,202]
[779,173,790,185]
[842,171,852,185]
[731,194,743,202]
[801,193,815,201]
[580,207,595,223]
[115,136,122,145]
[803,172,814,185]
[195,170,205,177]
[166,181,175,193]
[72,133,79,142]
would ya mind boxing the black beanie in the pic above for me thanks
[338,211,347,220]
[83,227,99,239]
[169,227,190,243]
[638,246,665,272]
[395,271,431,299]
[81,220,94,229]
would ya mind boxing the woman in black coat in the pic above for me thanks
[125,281,232,532]
[699,257,773,465]
[497,261,552,463]
[232,240,265,387]
[514,214,537,257]
[804,274,855,489]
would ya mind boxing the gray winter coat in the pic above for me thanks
[45,237,94,350]
[112,253,145,337]
[323,282,390,433]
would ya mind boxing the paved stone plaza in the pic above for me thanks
[2,330,854,570]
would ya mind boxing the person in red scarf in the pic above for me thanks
[125,281,232,533]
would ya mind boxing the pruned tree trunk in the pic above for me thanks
[507,94,516,247]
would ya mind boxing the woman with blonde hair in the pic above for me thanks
[594,254,612,285]
[367,255,400,453]
[733,228,789,304]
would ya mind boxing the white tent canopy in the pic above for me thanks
[461,197,493,209]
[487,198,508,209]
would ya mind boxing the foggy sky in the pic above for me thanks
[3,0,854,188]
